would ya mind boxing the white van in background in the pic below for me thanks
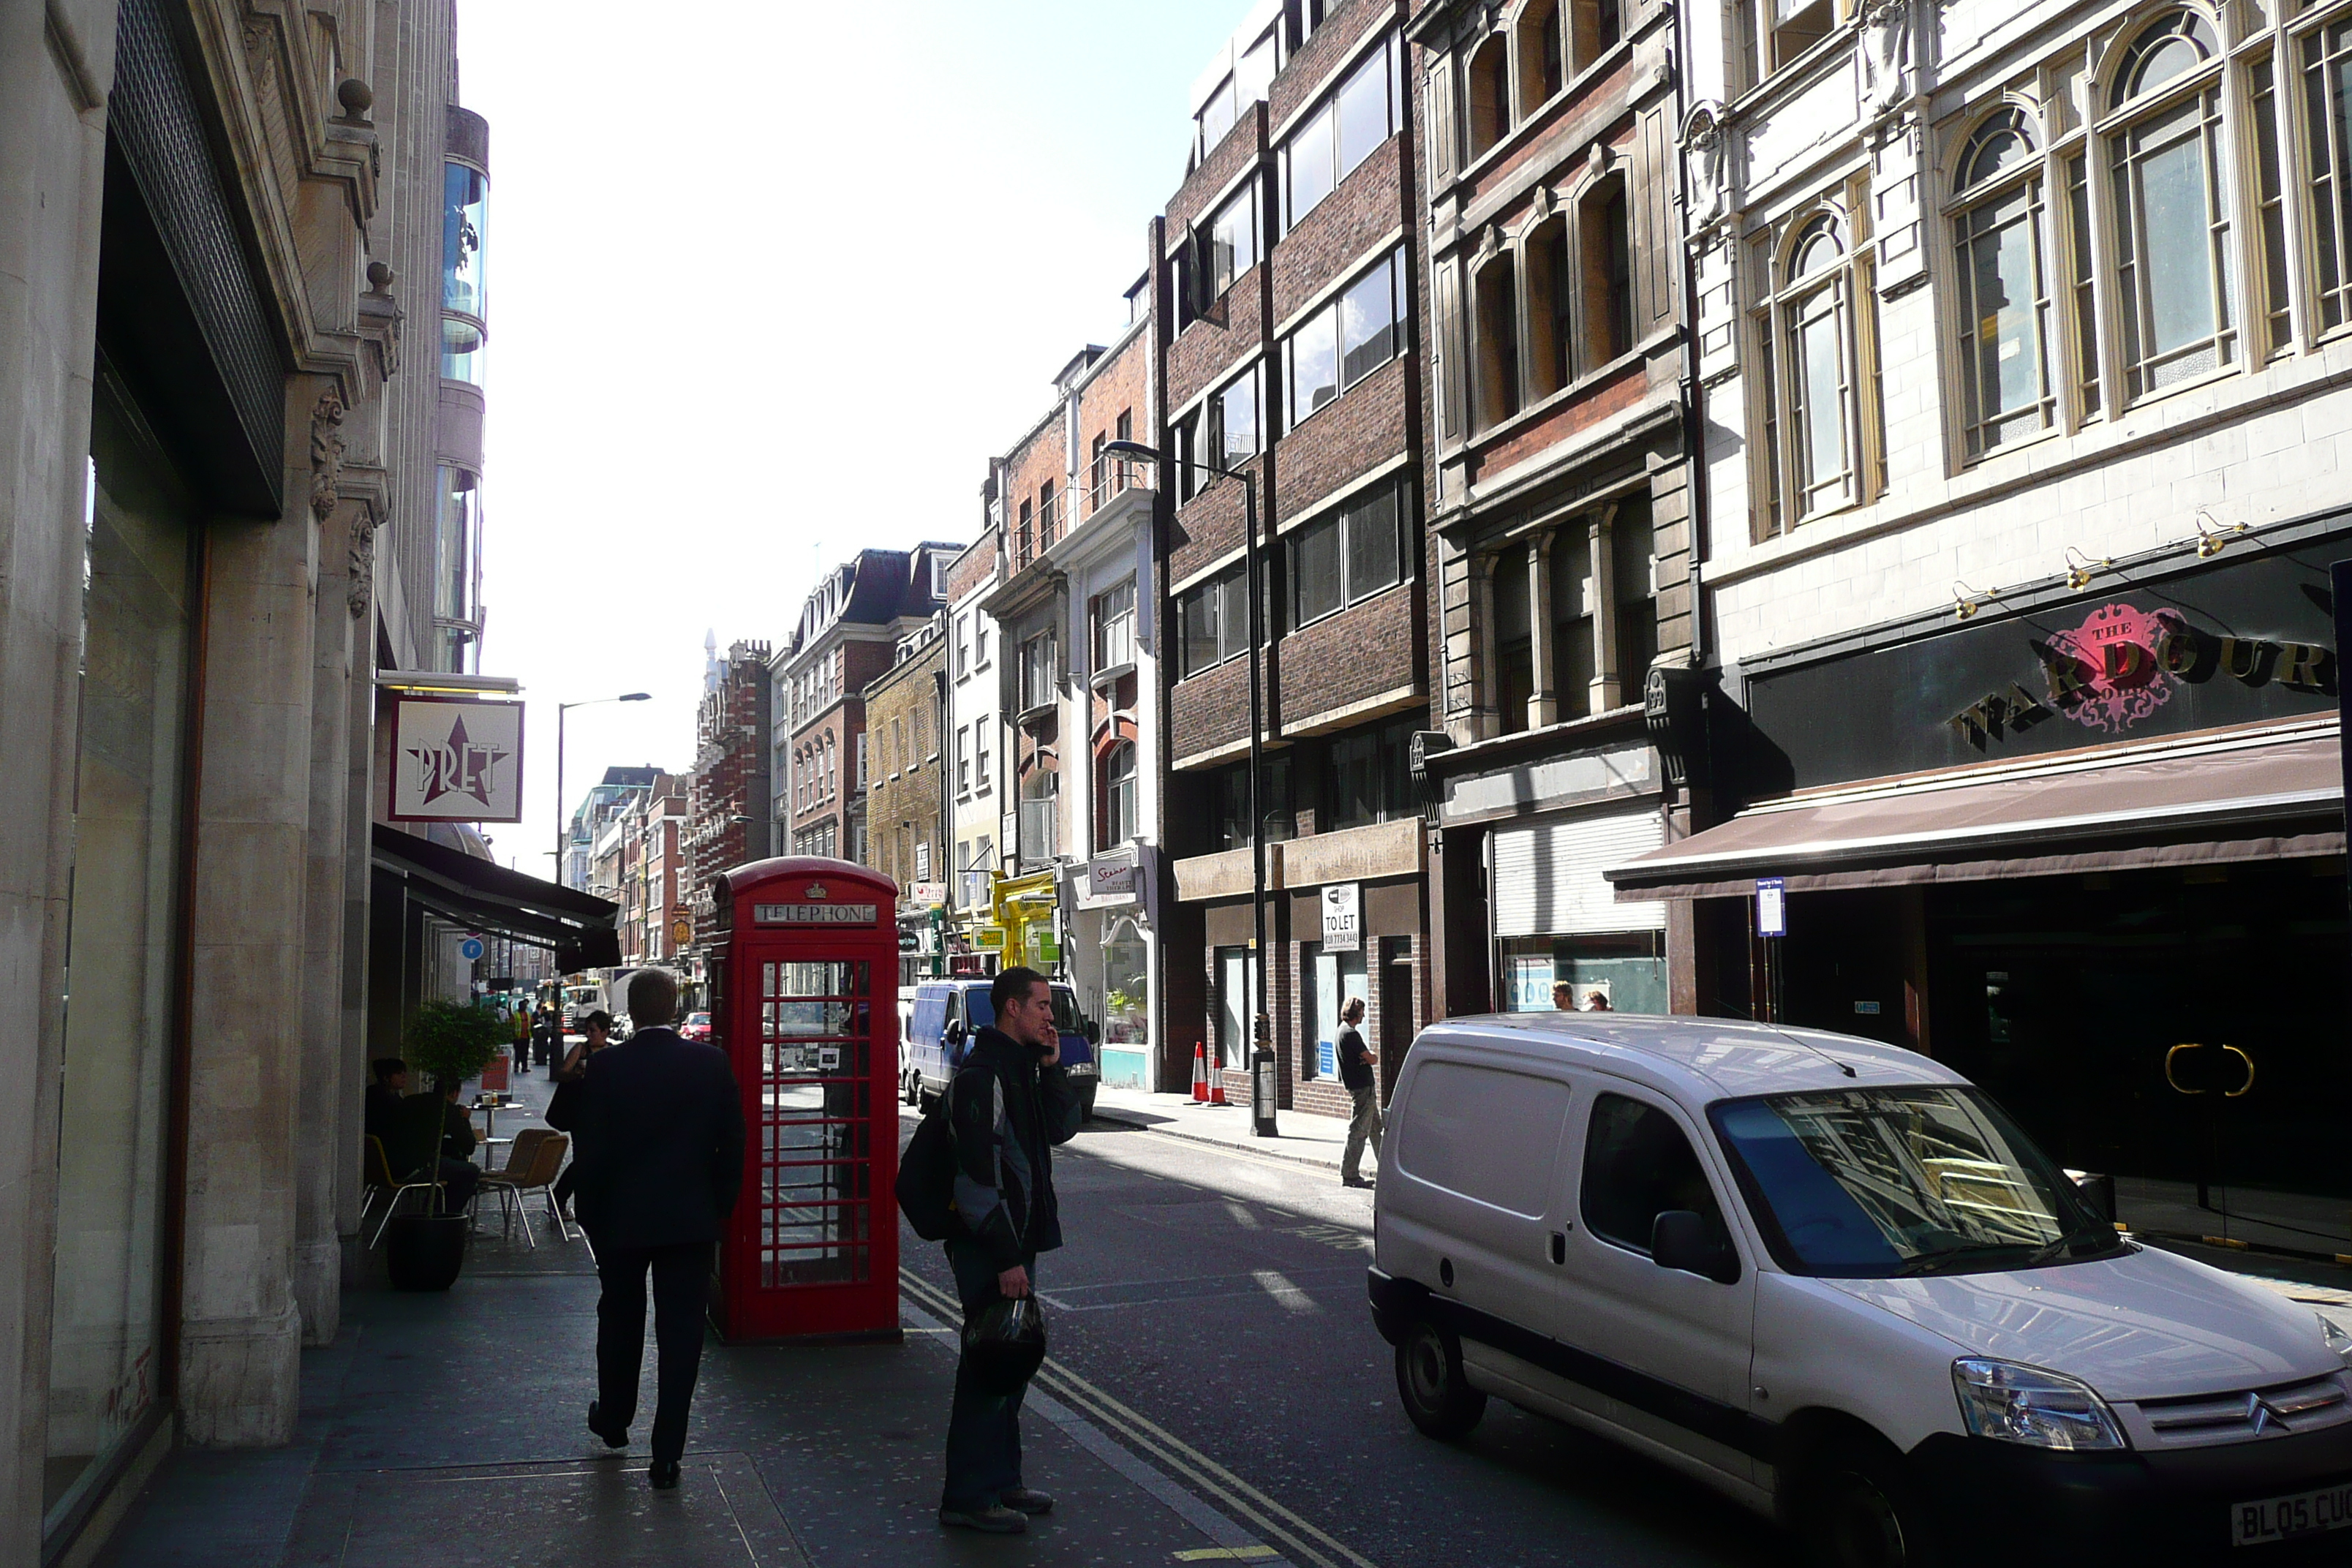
[1369,1014,2352,1566]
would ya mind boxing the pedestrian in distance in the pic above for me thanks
[571,970,745,1491]
[1337,996,1382,1189]
[1584,988,1612,1012]
[543,1009,612,1222]
[939,965,1083,1535]
[1552,979,1575,1011]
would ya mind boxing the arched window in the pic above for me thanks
[1473,250,1522,430]
[1950,110,2054,458]
[2103,11,2234,399]
[1466,35,1510,161]
[1102,742,1138,847]
[1518,0,1563,113]
[1752,211,1872,534]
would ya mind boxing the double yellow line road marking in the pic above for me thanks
[900,1270,1379,1568]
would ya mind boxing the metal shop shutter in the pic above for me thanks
[1491,810,1667,938]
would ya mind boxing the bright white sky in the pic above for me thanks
[461,0,1240,875]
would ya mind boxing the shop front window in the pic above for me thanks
[1103,917,1150,1047]
[48,402,199,1534]
[1499,931,1665,1014]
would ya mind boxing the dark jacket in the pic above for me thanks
[947,1025,1083,1270]
[571,1025,745,1250]
[363,1082,404,1142]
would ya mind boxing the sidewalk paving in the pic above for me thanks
[1088,1085,1361,1173]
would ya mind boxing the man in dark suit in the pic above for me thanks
[573,968,744,1490]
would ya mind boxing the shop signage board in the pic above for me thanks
[389,696,525,822]
[1322,883,1361,954]
[1087,850,1137,900]
[905,883,947,906]
[1756,878,1787,938]
[1739,531,2345,792]
[1509,955,1556,1011]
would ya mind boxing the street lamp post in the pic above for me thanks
[1104,440,1275,1136]
[551,691,649,1068]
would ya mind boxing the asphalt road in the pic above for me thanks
[902,1110,1794,1568]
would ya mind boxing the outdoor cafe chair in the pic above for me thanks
[361,1134,443,1248]
[478,1131,570,1248]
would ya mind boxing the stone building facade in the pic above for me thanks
[1157,0,1433,1116]
[1407,0,1692,1027]
[1594,0,2352,1247]
[941,527,1007,954]
[0,0,491,1558]
[863,617,949,978]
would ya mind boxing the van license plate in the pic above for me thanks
[2233,1481,2352,1545]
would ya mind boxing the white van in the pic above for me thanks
[1369,1015,2352,1566]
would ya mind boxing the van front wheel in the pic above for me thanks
[1395,1318,1485,1440]
[1798,1440,1940,1568]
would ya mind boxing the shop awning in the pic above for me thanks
[371,823,621,968]
[1605,724,2344,902]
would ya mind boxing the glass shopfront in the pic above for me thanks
[45,395,200,1531]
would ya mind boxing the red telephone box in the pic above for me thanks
[709,856,900,1341]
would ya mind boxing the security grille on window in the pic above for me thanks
[1283,248,1406,431]
[1290,484,1403,629]
[1282,34,1398,231]
[1176,565,1249,678]
[1093,579,1136,670]
[1950,110,2054,460]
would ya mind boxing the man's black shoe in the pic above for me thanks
[587,1402,627,1449]
[1342,1175,1373,1188]
[649,1459,681,1490]
[1001,1488,1055,1515]
[938,1505,1027,1534]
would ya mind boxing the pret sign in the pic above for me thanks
[1322,883,1361,954]
[391,696,525,822]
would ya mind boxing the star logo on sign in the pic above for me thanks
[405,713,510,810]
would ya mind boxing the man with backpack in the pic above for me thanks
[934,966,1082,1534]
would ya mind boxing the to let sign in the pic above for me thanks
[391,696,524,823]
[1322,883,1361,954]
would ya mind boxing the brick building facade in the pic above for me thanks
[1158,0,1433,1117]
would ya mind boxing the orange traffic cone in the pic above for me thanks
[1191,1041,1210,1103]
[1207,1055,1227,1106]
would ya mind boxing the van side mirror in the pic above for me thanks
[1651,1210,1739,1284]
[945,1019,966,1046]
[1082,1017,1100,1044]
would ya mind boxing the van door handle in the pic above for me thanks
[1548,1232,1567,1265]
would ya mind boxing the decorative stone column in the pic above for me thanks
[1589,505,1621,715]
[178,378,331,1446]
[1526,535,1556,729]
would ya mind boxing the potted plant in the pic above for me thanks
[384,999,506,1291]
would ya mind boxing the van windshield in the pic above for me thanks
[1708,1087,2120,1278]
[962,986,1082,1033]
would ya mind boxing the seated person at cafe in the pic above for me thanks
[387,1077,482,1213]
[365,1058,409,1142]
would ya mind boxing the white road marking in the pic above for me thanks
[1251,1269,1322,1316]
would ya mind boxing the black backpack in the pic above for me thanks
[895,1091,958,1241]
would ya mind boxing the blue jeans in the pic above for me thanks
[941,1239,1037,1511]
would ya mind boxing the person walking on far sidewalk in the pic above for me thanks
[573,970,744,1491]
[1338,997,1381,1188]
[939,966,1083,1535]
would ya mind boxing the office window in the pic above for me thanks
[976,726,992,792]
[1465,34,1509,162]
[856,732,868,791]
[1754,209,1874,535]
[1177,565,1250,677]
[1289,483,1403,629]
[1209,365,1261,469]
[1196,72,1237,159]
[1283,36,1398,231]
[1950,110,2053,459]
[1203,179,1261,304]
[2107,12,2234,400]
[2302,23,2352,336]
[1613,495,1658,687]
[1093,578,1137,670]
[1737,0,1832,90]
[1114,409,1135,492]
[1283,249,1406,434]
[916,840,931,882]
[1520,0,1564,110]
[1327,715,1421,830]
[1209,755,1292,849]
[1584,179,1634,363]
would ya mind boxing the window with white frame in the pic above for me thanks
[1283,248,1407,431]
[1752,207,1874,535]
[973,610,990,667]
[1093,578,1137,671]
[1019,630,1057,712]
[1289,483,1403,629]
[1949,109,2054,460]
[954,611,970,676]
[1282,35,1399,231]
[957,725,971,796]
[976,725,992,793]
[2301,18,2352,337]
[1104,741,1139,848]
